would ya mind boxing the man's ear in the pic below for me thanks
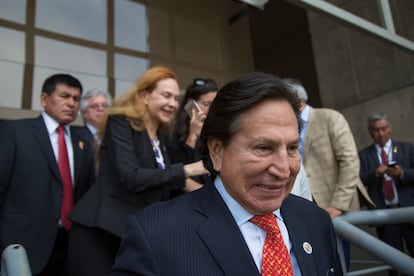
[40,92,47,108]
[207,139,223,172]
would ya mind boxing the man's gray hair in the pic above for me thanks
[368,112,390,126]
[80,88,112,114]
[283,78,308,103]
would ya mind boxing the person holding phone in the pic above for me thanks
[168,78,218,197]
[359,112,414,275]
[67,67,208,275]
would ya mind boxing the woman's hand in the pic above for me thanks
[186,109,206,148]
[183,160,209,177]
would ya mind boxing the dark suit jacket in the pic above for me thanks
[69,115,187,237]
[359,140,414,209]
[0,116,95,274]
[167,130,212,198]
[78,125,95,143]
[111,183,343,276]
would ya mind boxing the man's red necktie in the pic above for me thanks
[57,125,73,230]
[381,147,394,201]
[250,213,294,276]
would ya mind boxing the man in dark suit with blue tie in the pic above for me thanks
[359,112,414,275]
[0,74,95,275]
[111,72,343,276]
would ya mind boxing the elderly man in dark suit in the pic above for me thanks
[79,88,112,144]
[359,112,414,275]
[0,74,95,275]
[110,72,343,276]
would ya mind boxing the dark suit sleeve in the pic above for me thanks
[0,120,14,206]
[71,126,96,201]
[110,215,158,276]
[103,115,186,192]
[167,130,200,164]
[399,142,414,184]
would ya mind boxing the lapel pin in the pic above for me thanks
[303,242,312,254]
[79,141,84,150]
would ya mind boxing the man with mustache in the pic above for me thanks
[0,74,95,275]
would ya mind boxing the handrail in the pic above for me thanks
[339,206,414,225]
[1,244,32,276]
[333,207,414,275]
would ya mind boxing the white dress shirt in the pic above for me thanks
[214,176,302,275]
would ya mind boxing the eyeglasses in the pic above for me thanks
[88,103,109,110]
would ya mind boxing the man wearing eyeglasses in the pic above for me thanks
[80,88,112,143]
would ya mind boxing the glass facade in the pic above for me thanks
[0,0,149,111]
[0,27,25,108]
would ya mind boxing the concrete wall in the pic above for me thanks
[307,0,414,149]
[147,0,254,89]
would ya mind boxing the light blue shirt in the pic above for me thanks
[214,177,302,275]
[86,123,99,142]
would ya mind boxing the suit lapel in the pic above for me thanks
[368,144,380,166]
[159,134,171,166]
[282,197,318,275]
[391,141,399,163]
[194,184,260,276]
[70,127,84,184]
[32,117,60,180]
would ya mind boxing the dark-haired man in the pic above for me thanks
[0,74,95,275]
[111,72,343,276]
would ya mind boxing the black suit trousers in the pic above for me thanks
[68,222,121,276]
[36,229,69,276]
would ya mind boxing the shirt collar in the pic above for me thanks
[375,139,392,152]
[214,176,283,226]
[86,123,97,136]
[300,104,310,122]
[42,112,69,134]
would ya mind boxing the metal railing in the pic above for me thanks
[1,244,31,276]
[2,208,414,275]
[333,207,414,275]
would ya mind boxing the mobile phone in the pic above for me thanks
[388,161,397,167]
[184,100,201,117]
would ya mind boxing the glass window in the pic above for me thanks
[0,27,25,63]
[0,0,26,24]
[36,0,107,43]
[114,53,148,81]
[35,36,107,76]
[114,53,148,98]
[0,61,24,108]
[115,0,148,52]
[115,79,134,99]
[0,27,25,109]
